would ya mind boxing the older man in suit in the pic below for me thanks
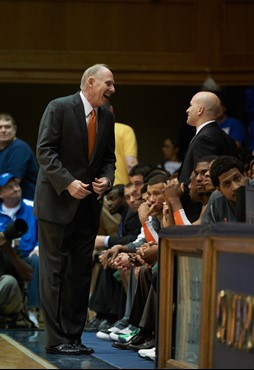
[34,64,116,355]
[178,91,238,222]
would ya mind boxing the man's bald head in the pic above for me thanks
[186,91,221,127]
[193,91,221,116]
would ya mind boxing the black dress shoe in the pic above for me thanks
[72,340,94,355]
[112,341,130,350]
[128,332,147,345]
[128,337,155,351]
[45,343,81,355]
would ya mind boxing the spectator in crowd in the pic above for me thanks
[202,155,254,224]
[0,113,38,200]
[0,173,40,327]
[123,182,144,213]
[0,229,33,328]
[158,137,181,176]
[216,99,246,150]
[103,102,138,186]
[95,185,141,251]
[163,155,217,226]
[114,123,138,186]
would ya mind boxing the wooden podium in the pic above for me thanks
[157,223,254,369]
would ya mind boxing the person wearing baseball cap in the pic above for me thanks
[0,173,16,187]
[0,173,40,327]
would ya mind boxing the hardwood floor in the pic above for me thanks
[0,333,56,369]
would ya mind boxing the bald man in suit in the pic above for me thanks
[34,64,116,355]
[178,91,238,222]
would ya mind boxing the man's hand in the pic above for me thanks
[163,178,183,202]
[92,177,110,199]
[148,201,164,215]
[111,252,131,270]
[128,252,145,268]
[98,250,110,268]
[163,178,184,213]
[138,202,151,224]
[66,180,91,199]
[99,244,122,268]
[136,242,158,267]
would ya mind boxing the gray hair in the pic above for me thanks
[80,63,109,89]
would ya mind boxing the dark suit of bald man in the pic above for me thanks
[34,92,115,348]
[178,121,238,222]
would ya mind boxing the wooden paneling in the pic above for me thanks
[0,0,197,53]
[0,0,253,85]
[220,0,254,74]
[158,225,254,368]
[222,1,254,56]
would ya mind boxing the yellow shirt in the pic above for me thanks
[114,123,138,185]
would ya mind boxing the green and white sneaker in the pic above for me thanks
[109,324,132,341]
[109,325,140,342]
[118,327,140,343]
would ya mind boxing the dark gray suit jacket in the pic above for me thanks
[178,121,238,184]
[178,121,239,222]
[34,92,116,225]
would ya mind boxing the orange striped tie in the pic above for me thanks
[88,109,96,159]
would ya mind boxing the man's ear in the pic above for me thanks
[88,76,94,87]
[197,106,204,116]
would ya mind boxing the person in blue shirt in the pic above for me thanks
[0,173,40,326]
[245,86,254,154]
[0,113,38,200]
[216,100,246,150]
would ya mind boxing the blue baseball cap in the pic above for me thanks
[0,173,16,187]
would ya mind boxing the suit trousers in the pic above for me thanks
[38,196,100,347]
